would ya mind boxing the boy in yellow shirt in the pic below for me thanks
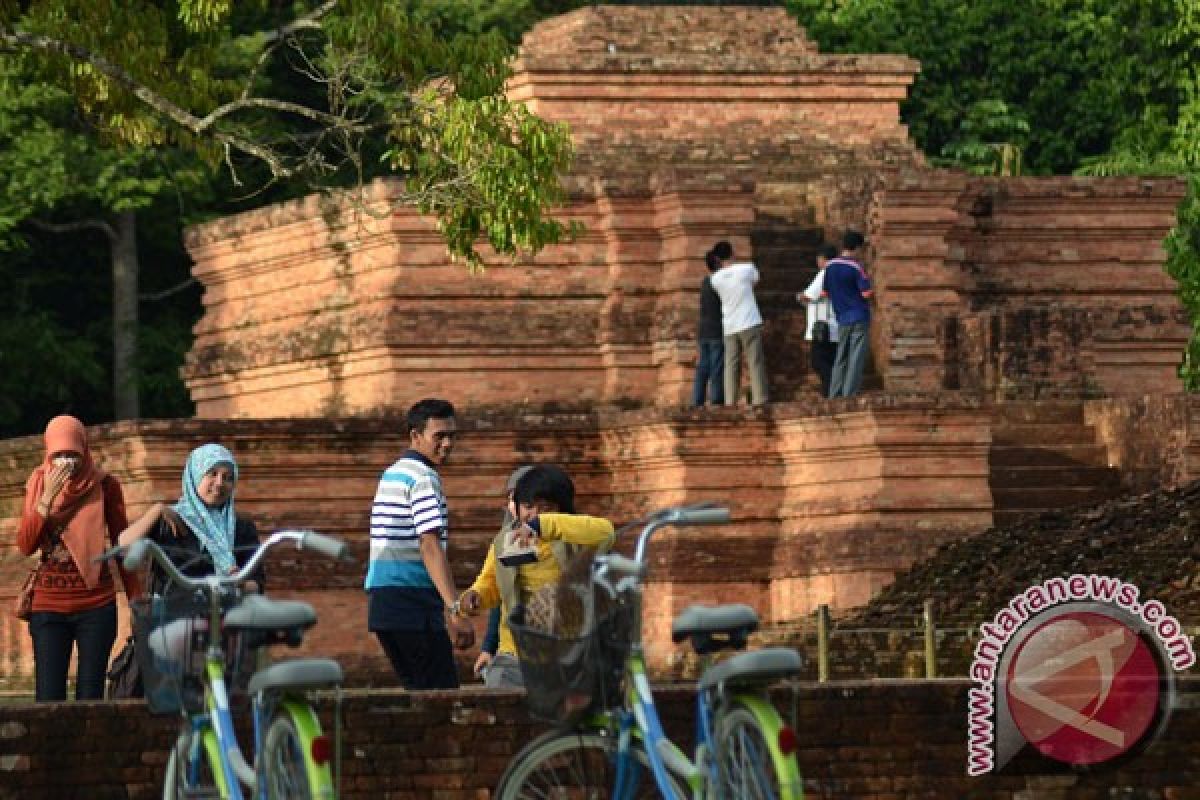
[459,464,614,688]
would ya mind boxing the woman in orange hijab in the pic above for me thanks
[16,415,138,702]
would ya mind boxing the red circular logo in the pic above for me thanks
[1005,611,1162,766]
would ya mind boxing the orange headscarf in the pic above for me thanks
[22,415,109,588]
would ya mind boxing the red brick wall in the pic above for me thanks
[2,679,1198,799]
[0,400,992,687]
[870,172,1188,397]
[510,6,920,150]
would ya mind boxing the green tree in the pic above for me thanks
[0,60,205,421]
[1075,0,1200,386]
[0,0,575,267]
[0,0,579,435]
[789,0,1200,387]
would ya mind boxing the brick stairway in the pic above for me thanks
[750,222,882,402]
[988,403,1124,528]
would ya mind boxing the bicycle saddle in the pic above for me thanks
[671,604,759,654]
[247,658,344,695]
[698,647,803,692]
[224,594,317,631]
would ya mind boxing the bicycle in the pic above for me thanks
[105,529,350,800]
[495,504,804,799]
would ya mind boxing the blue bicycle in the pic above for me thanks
[497,504,804,799]
[108,529,349,800]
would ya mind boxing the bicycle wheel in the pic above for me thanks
[163,727,222,800]
[261,713,314,800]
[497,729,689,800]
[713,705,801,800]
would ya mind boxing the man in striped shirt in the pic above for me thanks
[366,398,474,689]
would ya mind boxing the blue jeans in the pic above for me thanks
[29,602,117,702]
[692,338,725,406]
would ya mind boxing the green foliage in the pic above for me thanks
[0,54,203,435]
[0,0,581,435]
[3,0,576,265]
[789,0,1200,389]
[937,99,1030,176]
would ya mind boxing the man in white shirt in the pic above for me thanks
[798,244,841,397]
[709,240,768,406]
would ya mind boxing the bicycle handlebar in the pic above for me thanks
[594,502,730,594]
[631,502,729,564]
[102,529,351,593]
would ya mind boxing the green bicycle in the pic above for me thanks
[110,529,349,800]
[497,503,804,799]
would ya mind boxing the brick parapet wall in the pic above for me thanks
[3,679,1199,799]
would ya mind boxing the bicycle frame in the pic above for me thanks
[116,530,346,800]
[599,508,717,799]
[595,505,798,800]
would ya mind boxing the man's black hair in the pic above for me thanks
[704,250,722,272]
[407,398,455,434]
[818,243,839,260]
[712,240,733,261]
[513,464,576,515]
[842,230,866,251]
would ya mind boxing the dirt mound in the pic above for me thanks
[851,480,1200,628]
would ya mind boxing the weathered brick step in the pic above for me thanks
[989,465,1121,489]
[991,485,1121,511]
[988,443,1109,467]
[991,423,1101,446]
[989,403,1086,425]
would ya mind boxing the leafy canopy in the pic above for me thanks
[0,0,576,266]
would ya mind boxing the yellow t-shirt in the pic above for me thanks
[467,512,614,656]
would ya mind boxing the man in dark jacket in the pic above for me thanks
[692,249,725,406]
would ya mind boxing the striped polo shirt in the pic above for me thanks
[365,450,449,631]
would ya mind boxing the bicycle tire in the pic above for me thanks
[713,704,802,800]
[497,729,689,800]
[261,713,315,800]
[163,726,222,800]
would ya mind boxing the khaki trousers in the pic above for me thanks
[723,324,768,406]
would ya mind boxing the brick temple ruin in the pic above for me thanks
[1,5,1196,688]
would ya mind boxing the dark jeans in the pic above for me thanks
[29,602,117,702]
[829,321,870,398]
[376,629,459,689]
[692,338,725,406]
[810,339,838,397]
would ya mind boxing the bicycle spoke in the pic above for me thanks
[716,707,789,800]
[498,731,681,800]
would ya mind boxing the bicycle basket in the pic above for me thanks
[509,594,635,725]
[131,591,253,715]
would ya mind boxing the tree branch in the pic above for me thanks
[258,0,337,46]
[139,277,197,302]
[0,26,296,178]
[27,217,117,242]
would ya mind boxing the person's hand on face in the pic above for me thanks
[39,452,80,511]
[197,464,235,508]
